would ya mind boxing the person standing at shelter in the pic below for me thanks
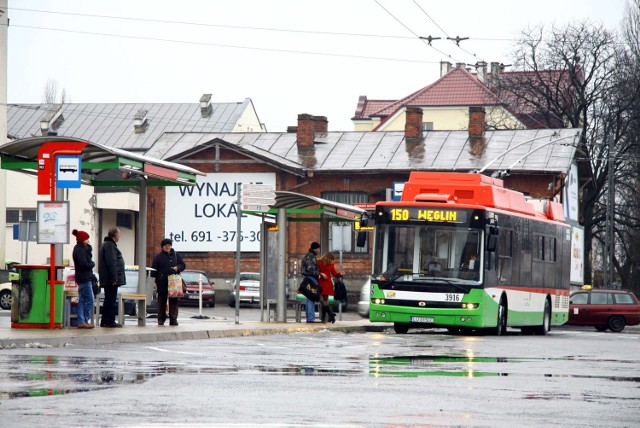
[317,252,343,323]
[98,228,126,328]
[151,238,186,326]
[72,229,95,329]
[301,241,336,323]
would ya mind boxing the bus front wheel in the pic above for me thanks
[394,323,410,334]
[492,298,507,336]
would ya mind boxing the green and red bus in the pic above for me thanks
[368,172,571,335]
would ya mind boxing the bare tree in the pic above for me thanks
[497,16,640,289]
[42,79,68,104]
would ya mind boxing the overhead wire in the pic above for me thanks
[411,0,485,63]
[6,23,438,64]
[373,0,461,62]
[6,6,417,41]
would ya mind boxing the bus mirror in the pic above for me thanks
[356,231,367,248]
[359,213,369,228]
[486,234,497,252]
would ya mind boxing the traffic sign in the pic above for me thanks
[242,183,274,192]
[242,191,276,199]
[242,197,276,206]
[242,204,272,212]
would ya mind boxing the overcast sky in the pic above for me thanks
[7,0,630,132]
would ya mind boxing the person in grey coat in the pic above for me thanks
[98,227,126,328]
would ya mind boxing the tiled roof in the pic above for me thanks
[353,67,504,123]
[7,100,255,151]
[150,128,580,177]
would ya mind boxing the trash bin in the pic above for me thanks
[11,265,64,328]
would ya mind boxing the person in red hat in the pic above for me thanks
[72,229,95,329]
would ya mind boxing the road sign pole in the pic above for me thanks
[235,185,242,324]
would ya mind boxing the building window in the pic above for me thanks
[116,212,133,229]
[5,208,36,224]
[322,192,368,254]
[422,122,434,131]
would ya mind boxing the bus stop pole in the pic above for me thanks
[276,208,287,322]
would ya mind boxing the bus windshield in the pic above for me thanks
[373,224,483,283]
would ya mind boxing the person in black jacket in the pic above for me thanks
[98,228,126,328]
[72,229,95,329]
[151,238,186,326]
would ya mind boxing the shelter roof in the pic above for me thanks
[0,136,204,186]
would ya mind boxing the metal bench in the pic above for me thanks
[266,299,304,322]
[118,293,147,326]
[63,291,79,327]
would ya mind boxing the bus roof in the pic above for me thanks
[397,172,565,222]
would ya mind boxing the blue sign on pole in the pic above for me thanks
[13,224,19,240]
[56,155,82,188]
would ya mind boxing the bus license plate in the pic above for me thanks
[411,316,434,323]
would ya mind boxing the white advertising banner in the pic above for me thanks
[570,225,584,285]
[563,163,579,222]
[165,173,276,252]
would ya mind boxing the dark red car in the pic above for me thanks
[568,289,640,332]
[179,270,215,307]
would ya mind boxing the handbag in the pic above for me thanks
[333,277,347,302]
[168,274,185,298]
[298,277,320,302]
[91,274,100,297]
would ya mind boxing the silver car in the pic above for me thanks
[357,278,371,318]
[227,272,261,307]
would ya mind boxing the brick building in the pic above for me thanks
[144,111,581,289]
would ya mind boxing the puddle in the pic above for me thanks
[368,354,640,381]
[1,353,638,399]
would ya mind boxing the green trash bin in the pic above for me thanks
[11,265,64,328]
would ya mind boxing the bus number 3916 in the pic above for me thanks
[445,294,461,302]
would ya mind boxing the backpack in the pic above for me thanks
[333,277,347,301]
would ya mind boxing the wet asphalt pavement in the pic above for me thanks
[0,310,638,427]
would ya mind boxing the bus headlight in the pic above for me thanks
[373,298,385,305]
[461,303,479,309]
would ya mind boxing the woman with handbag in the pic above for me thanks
[300,242,337,323]
[151,238,186,326]
[317,252,344,323]
[72,229,95,329]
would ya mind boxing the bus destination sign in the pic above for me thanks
[382,207,468,223]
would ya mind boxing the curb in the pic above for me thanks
[0,323,390,349]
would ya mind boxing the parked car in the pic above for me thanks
[121,266,157,315]
[65,266,155,316]
[568,289,640,332]
[227,272,261,307]
[179,270,215,307]
[0,282,11,310]
[357,278,371,318]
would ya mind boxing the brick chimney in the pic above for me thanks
[404,107,423,142]
[468,106,486,157]
[296,114,328,148]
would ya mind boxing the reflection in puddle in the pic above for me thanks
[368,355,640,382]
[0,355,182,399]
[1,353,639,399]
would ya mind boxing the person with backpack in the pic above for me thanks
[317,252,344,323]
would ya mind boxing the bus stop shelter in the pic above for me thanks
[0,136,204,328]
[244,191,367,323]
